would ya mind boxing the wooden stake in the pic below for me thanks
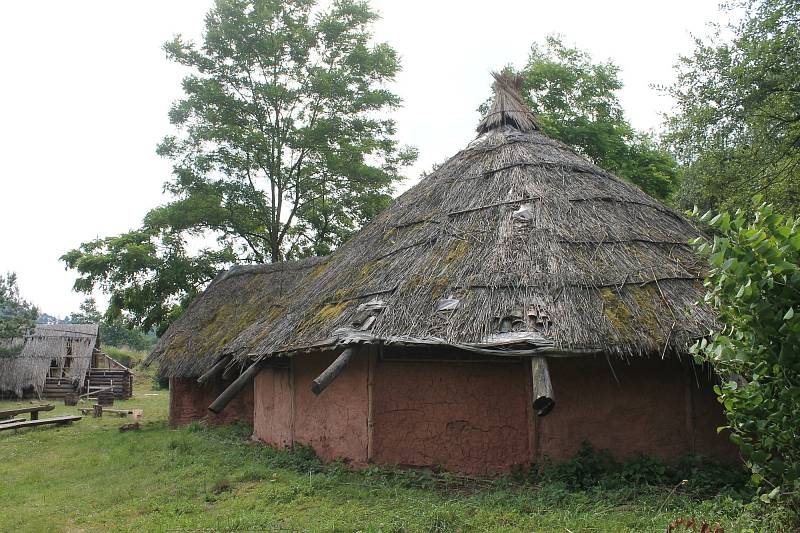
[208,361,261,414]
[311,348,354,395]
[197,356,230,384]
[531,357,555,416]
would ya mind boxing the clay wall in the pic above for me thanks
[371,356,531,475]
[253,352,369,466]
[536,356,738,463]
[169,377,254,427]
[250,349,738,473]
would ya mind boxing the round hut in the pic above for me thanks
[208,73,736,474]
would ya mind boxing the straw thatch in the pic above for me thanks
[0,324,99,398]
[145,257,328,379]
[221,72,715,365]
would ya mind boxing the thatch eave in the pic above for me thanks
[146,256,328,379]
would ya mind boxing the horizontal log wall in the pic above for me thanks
[41,370,133,400]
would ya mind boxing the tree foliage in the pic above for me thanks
[507,36,679,200]
[665,0,800,214]
[62,0,414,335]
[690,199,800,508]
[68,297,156,350]
[0,272,38,342]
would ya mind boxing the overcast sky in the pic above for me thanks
[0,0,724,318]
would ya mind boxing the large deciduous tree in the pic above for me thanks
[62,0,415,335]
[665,0,800,214]
[0,272,38,342]
[504,36,679,201]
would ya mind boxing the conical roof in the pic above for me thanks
[223,73,715,363]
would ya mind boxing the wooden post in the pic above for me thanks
[311,348,354,395]
[530,357,555,416]
[197,356,230,384]
[523,357,538,465]
[367,348,375,463]
[208,361,261,414]
[93,404,103,418]
[31,411,39,421]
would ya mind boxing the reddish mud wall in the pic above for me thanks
[371,358,531,475]
[535,357,738,463]
[691,371,740,462]
[169,377,254,428]
[250,349,737,473]
[253,352,369,466]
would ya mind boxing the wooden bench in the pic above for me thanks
[0,404,55,421]
[79,406,133,418]
[0,415,82,431]
[0,417,26,425]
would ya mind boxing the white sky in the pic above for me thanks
[0,0,723,318]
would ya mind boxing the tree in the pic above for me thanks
[665,0,800,214]
[67,297,102,325]
[67,297,156,349]
[0,272,38,341]
[62,0,415,335]
[690,199,800,510]
[503,36,679,200]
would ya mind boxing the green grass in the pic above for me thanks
[0,390,794,532]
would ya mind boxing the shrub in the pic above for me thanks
[690,199,800,510]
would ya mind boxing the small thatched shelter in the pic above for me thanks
[144,257,327,427]
[0,324,132,400]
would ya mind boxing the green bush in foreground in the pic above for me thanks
[690,199,800,512]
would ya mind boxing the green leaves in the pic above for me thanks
[511,36,679,201]
[63,0,414,334]
[665,0,800,216]
[0,273,38,343]
[691,200,800,506]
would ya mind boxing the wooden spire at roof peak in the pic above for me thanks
[476,71,541,134]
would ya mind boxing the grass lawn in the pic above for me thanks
[0,380,794,532]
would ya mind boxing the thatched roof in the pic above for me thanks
[221,72,715,364]
[145,257,328,379]
[0,324,99,398]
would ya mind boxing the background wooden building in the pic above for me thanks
[0,324,133,400]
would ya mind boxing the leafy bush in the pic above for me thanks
[690,199,800,510]
[539,442,749,497]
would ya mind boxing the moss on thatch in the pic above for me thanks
[145,257,327,378]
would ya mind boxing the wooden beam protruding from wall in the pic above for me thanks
[311,348,355,395]
[531,357,555,416]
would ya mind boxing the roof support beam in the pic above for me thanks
[311,347,355,395]
[197,356,230,385]
[208,361,260,414]
[531,357,555,416]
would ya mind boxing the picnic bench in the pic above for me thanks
[0,404,55,421]
[0,417,26,425]
[0,415,82,431]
